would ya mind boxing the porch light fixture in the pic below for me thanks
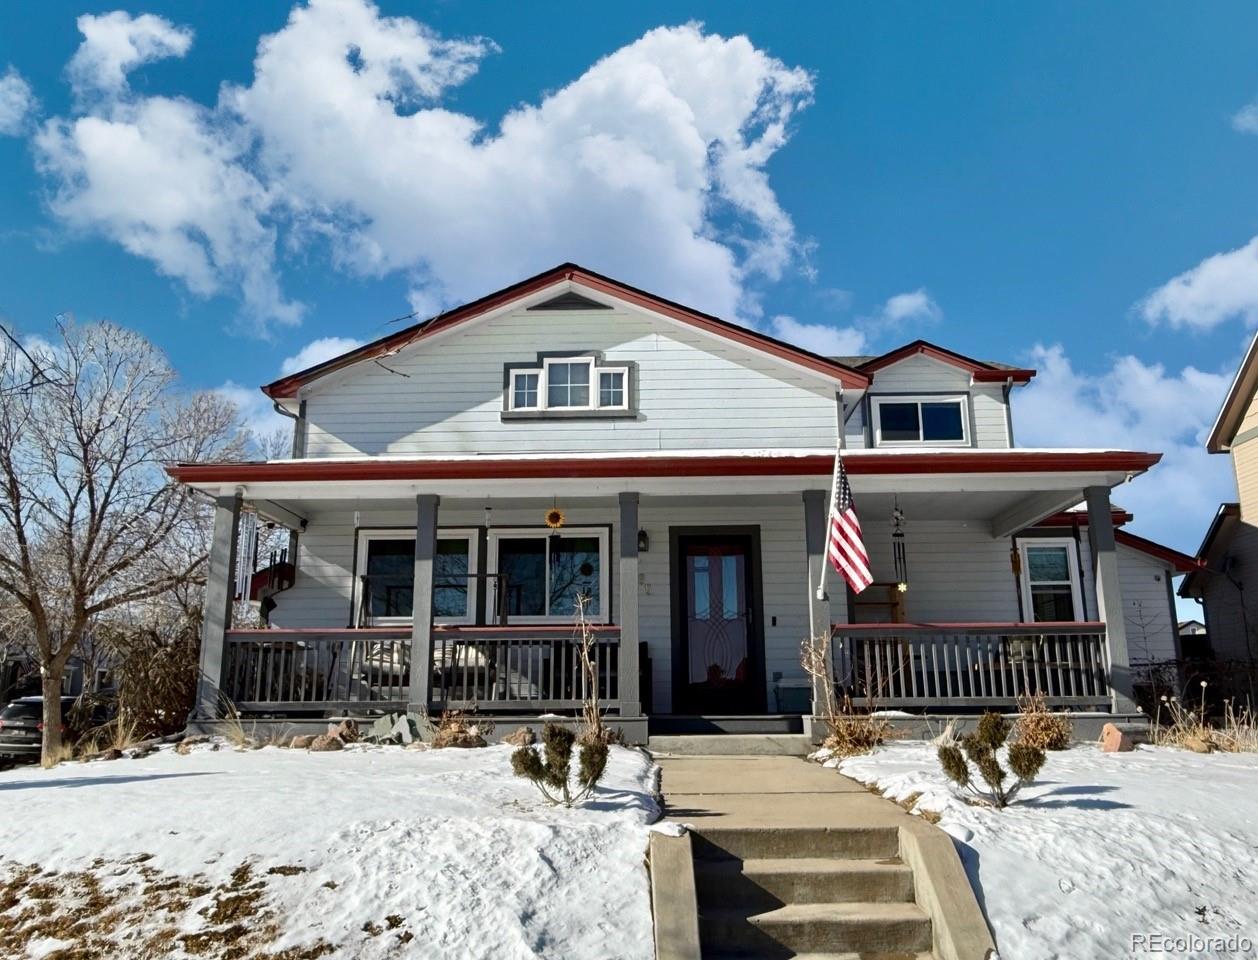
[892,499,909,593]
[637,529,649,552]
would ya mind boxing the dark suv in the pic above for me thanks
[0,697,81,762]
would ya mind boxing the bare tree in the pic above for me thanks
[0,320,243,763]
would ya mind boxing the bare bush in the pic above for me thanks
[801,631,897,758]
[1012,692,1073,750]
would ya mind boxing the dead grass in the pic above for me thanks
[1012,692,1074,751]
[0,856,344,959]
[431,708,493,748]
[1153,687,1258,753]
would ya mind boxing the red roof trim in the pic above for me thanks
[1113,529,1201,573]
[166,450,1161,485]
[1039,508,1134,527]
[859,340,1035,384]
[262,263,870,398]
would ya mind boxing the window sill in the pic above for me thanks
[501,409,638,421]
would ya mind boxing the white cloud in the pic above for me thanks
[32,0,815,334]
[1233,99,1258,134]
[768,314,865,355]
[1139,236,1258,330]
[1015,344,1233,553]
[215,380,290,443]
[879,288,941,326]
[67,11,193,103]
[279,336,364,375]
[0,66,35,136]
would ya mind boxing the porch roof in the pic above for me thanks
[167,447,1160,539]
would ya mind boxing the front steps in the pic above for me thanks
[648,734,812,757]
[692,824,933,959]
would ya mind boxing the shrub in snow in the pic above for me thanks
[801,632,897,757]
[1012,692,1073,750]
[511,722,608,807]
[431,709,490,748]
[938,711,1045,808]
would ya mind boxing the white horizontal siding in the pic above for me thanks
[1117,547,1179,664]
[857,521,1021,622]
[863,354,1011,449]
[301,308,841,457]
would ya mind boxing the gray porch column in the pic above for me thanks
[803,489,833,727]
[618,492,642,717]
[1084,485,1137,712]
[408,494,439,711]
[196,492,241,719]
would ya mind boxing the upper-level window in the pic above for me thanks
[506,355,630,414]
[872,395,968,446]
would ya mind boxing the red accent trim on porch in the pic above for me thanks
[262,263,871,398]
[1039,508,1134,527]
[166,450,1162,484]
[856,339,1035,383]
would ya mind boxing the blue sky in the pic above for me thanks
[3,1,1258,581]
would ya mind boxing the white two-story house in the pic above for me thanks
[169,264,1190,741]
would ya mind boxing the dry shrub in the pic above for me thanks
[430,709,492,748]
[1012,693,1073,750]
[801,631,898,758]
[823,698,897,758]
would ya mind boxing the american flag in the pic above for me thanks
[826,451,872,594]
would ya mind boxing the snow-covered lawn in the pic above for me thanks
[0,741,660,960]
[839,742,1258,960]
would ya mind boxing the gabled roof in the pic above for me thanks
[263,263,871,400]
[1207,331,1258,453]
[1178,503,1240,596]
[839,340,1036,384]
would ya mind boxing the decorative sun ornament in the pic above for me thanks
[544,508,566,529]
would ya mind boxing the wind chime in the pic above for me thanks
[892,498,909,593]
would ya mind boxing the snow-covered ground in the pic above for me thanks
[838,742,1258,960]
[0,741,660,960]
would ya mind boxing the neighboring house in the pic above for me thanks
[168,264,1179,741]
[1180,332,1258,671]
[1178,619,1206,635]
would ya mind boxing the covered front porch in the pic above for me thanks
[170,448,1158,742]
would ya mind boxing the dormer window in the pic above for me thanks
[872,395,968,446]
[504,354,633,417]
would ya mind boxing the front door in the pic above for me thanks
[673,532,765,714]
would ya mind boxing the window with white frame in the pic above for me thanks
[1018,539,1082,622]
[872,395,968,446]
[354,529,477,625]
[505,356,630,413]
[487,527,610,622]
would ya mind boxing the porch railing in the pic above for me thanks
[431,625,620,712]
[832,622,1111,708]
[221,625,622,715]
[222,629,413,713]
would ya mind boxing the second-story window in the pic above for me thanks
[872,395,968,445]
[506,356,631,414]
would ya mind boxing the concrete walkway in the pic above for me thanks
[658,755,913,831]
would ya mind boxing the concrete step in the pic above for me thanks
[650,714,804,735]
[647,733,812,756]
[693,826,901,861]
[700,902,932,956]
[696,857,916,907]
